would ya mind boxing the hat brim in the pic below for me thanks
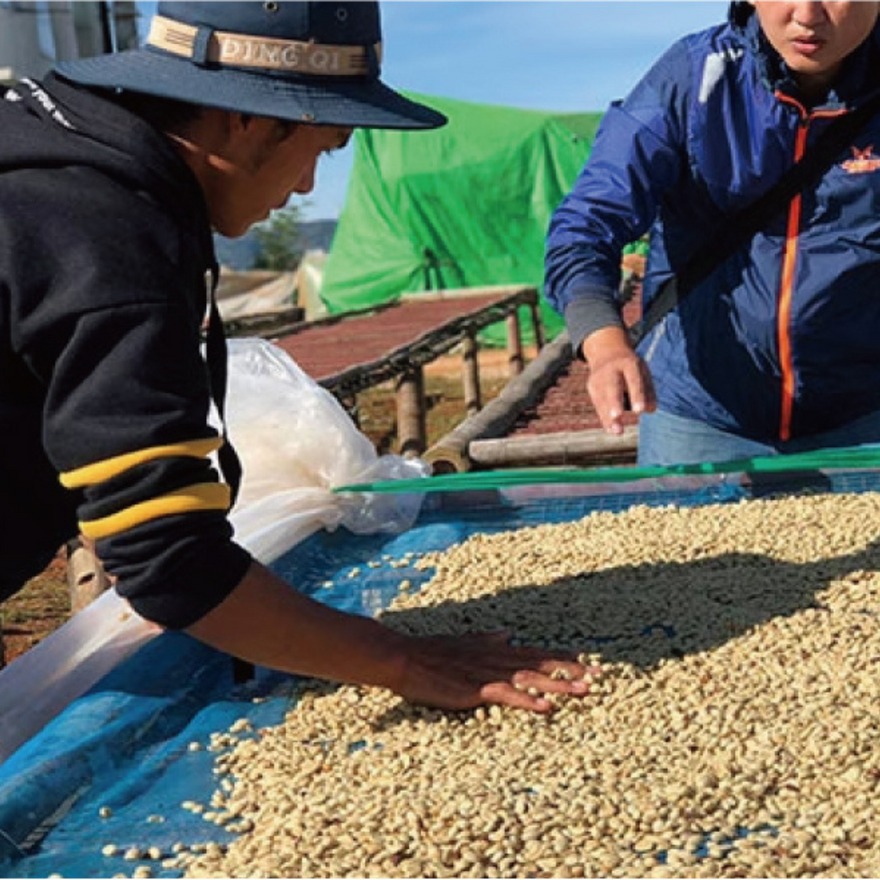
[55,48,446,130]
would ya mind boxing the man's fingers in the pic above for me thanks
[481,681,554,713]
[588,371,630,433]
[624,359,658,415]
[475,642,602,702]
[586,351,655,432]
[512,668,595,694]
[482,671,599,712]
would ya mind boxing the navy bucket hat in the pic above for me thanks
[55,1,446,130]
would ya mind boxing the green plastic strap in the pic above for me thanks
[334,446,880,495]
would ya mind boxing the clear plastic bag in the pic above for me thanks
[0,591,161,763]
[226,337,429,563]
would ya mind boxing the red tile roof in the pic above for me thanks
[273,293,521,383]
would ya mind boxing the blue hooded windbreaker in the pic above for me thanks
[545,3,880,443]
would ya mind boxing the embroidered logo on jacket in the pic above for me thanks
[842,145,880,174]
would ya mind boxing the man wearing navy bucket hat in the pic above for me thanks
[0,2,595,709]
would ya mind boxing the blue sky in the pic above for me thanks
[136,1,730,220]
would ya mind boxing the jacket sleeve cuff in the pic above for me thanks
[106,523,254,630]
[564,293,624,359]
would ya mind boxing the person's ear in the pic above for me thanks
[227,112,254,135]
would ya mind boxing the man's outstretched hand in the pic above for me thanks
[391,630,601,713]
[188,562,602,714]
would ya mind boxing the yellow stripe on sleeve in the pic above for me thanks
[60,437,223,489]
[78,482,231,541]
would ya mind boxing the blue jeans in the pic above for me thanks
[638,408,880,467]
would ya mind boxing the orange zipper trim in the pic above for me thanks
[773,95,847,441]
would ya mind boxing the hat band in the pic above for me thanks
[147,14,381,76]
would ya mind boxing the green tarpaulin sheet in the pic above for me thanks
[320,92,601,345]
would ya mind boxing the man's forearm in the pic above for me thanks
[186,560,409,690]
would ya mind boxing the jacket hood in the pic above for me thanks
[728,2,753,31]
[0,74,211,244]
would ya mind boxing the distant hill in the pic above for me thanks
[300,219,338,252]
[214,219,338,270]
[213,233,260,271]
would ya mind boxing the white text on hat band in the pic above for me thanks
[147,15,381,76]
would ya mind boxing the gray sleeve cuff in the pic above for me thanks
[564,294,624,359]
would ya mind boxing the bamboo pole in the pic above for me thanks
[396,367,426,458]
[529,301,545,351]
[461,332,481,416]
[507,310,524,377]
[399,284,534,303]
[67,538,111,614]
[424,331,574,473]
[469,426,638,469]
[340,394,360,428]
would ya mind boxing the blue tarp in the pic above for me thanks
[1,471,877,878]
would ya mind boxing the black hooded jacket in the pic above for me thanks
[0,74,251,628]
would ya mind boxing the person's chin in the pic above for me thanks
[215,218,255,239]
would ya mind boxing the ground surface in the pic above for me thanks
[1,348,525,666]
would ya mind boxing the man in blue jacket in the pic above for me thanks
[0,2,593,708]
[545,1,880,466]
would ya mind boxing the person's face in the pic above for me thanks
[752,2,880,99]
[206,118,352,238]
